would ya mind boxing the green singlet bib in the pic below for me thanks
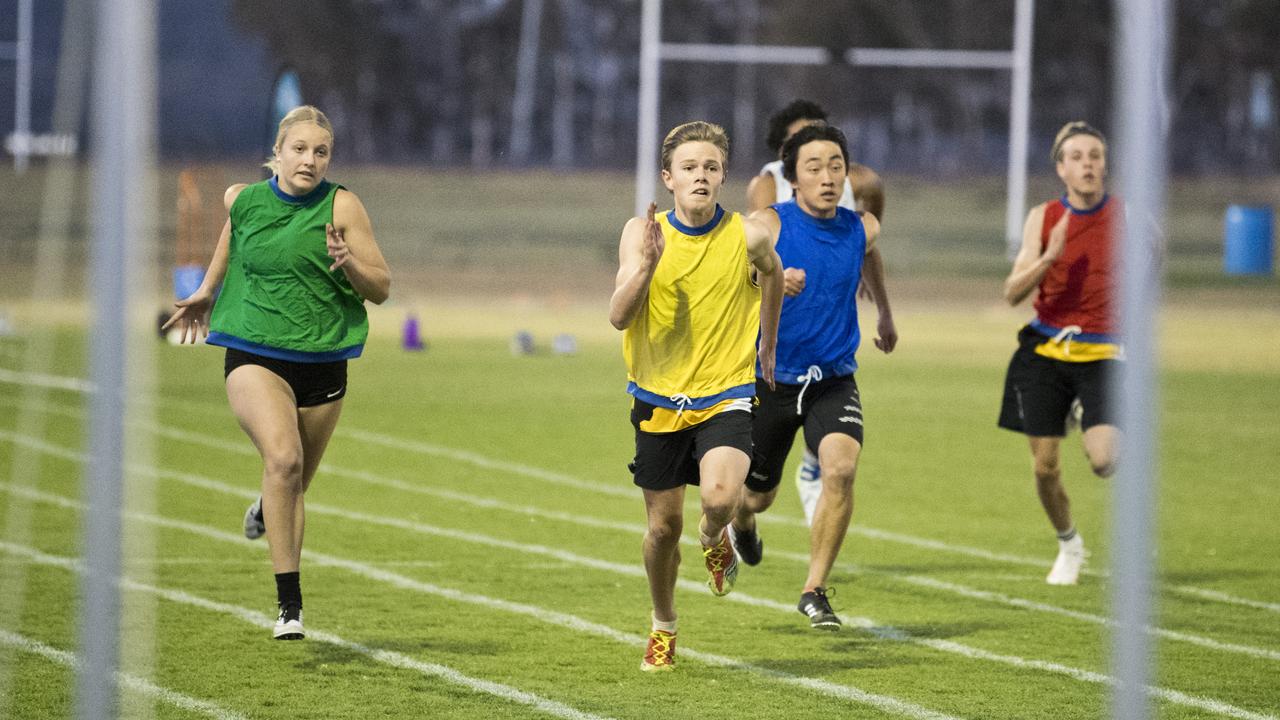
[207,178,368,362]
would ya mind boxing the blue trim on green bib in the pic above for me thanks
[207,332,363,362]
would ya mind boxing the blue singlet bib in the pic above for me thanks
[761,201,866,384]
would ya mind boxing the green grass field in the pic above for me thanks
[1,165,1278,718]
[0,300,1277,719]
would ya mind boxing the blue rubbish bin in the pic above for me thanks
[1223,205,1274,275]
[173,264,206,299]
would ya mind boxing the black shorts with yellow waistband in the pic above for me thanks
[628,399,754,491]
[998,325,1117,437]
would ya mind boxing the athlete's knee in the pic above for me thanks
[702,497,737,526]
[820,456,858,492]
[1033,465,1061,486]
[645,517,686,545]
[1030,442,1061,482]
[646,514,683,547]
[261,447,304,489]
[1083,433,1117,478]
[743,487,777,514]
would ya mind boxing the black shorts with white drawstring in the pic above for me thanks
[747,375,863,494]
[628,400,754,491]
[998,325,1116,437]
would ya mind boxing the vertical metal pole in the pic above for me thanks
[77,0,154,717]
[509,0,544,165]
[1110,1,1170,718]
[1004,0,1034,257]
[13,0,33,173]
[634,0,661,216]
[731,0,759,169]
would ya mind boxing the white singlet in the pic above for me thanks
[760,159,856,209]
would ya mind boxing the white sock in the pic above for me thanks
[651,614,677,635]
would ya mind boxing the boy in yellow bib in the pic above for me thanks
[610,121,783,672]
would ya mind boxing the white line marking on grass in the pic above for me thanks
[0,465,1273,720]
[0,527,965,719]
[897,575,1280,662]
[335,422,1280,616]
[6,384,1277,617]
[1170,586,1280,614]
[0,543,615,720]
[0,627,248,720]
[115,424,1280,662]
[338,428,640,498]
[0,367,95,394]
[2,422,1280,661]
[5,427,1280,664]
[30,422,1280,662]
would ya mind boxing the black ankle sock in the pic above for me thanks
[275,571,302,608]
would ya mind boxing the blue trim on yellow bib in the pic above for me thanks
[626,381,755,410]
[665,204,725,236]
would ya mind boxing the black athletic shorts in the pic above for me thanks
[628,401,754,491]
[224,348,347,408]
[998,325,1116,437]
[747,375,863,494]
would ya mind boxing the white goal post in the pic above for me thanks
[634,0,1035,256]
[1,0,34,173]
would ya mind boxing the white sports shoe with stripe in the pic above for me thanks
[243,497,265,540]
[795,448,822,526]
[1046,533,1086,585]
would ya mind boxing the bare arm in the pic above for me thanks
[744,212,783,389]
[1003,203,1065,306]
[609,203,664,330]
[330,189,391,304]
[857,213,897,353]
[849,163,885,221]
[160,184,245,342]
[746,173,779,214]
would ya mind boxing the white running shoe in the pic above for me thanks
[1064,398,1084,434]
[273,603,304,640]
[795,448,822,526]
[1046,533,1086,585]
[243,497,265,540]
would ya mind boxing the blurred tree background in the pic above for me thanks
[3,0,1278,174]
[222,0,1280,174]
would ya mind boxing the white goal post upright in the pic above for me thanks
[634,0,1034,258]
[1,0,34,173]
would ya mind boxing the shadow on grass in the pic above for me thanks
[739,619,992,676]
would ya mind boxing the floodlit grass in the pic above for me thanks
[1,300,1277,718]
[1,165,1276,717]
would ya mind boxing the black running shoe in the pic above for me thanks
[728,524,763,567]
[273,602,304,640]
[798,587,841,630]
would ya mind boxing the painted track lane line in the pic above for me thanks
[0,466,1274,720]
[4,380,1276,616]
[10,420,1280,664]
[0,627,248,720]
[0,543,615,720]
[0,535,965,720]
[333,419,1280,615]
[4,425,1280,663]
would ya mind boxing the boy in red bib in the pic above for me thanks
[998,121,1120,586]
